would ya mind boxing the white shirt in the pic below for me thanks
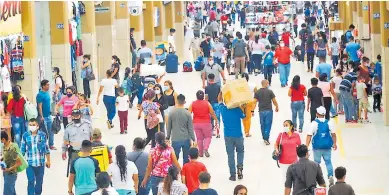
[116,95,129,111]
[168,35,176,52]
[308,118,333,136]
[91,187,119,195]
[100,78,118,96]
[0,66,11,92]
[356,81,367,100]
[331,76,342,93]
[108,160,138,190]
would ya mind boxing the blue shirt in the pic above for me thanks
[316,63,332,81]
[219,103,245,138]
[304,9,311,17]
[263,52,274,66]
[20,131,50,167]
[345,43,361,61]
[374,61,382,82]
[339,72,358,91]
[36,90,51,117]
[70,156,100,195]
[345,30,353,42]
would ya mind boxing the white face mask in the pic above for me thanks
[155,90,161,94]
[209,61,214,65]
[283,126,290,133]
[342,60,347,63]
[162,86,169,91]
[29,125,38,132]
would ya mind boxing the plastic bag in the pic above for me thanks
[52,115,62,134]
[13,143,28,172]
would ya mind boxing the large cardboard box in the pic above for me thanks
[221,79,252,109]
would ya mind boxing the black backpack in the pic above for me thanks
[131,72,142,88]
[55,75,66,95]
[341,30,351,45]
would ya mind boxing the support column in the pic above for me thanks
[164,2,175,41]
[356,1,363,39]
[370,2,381,59]
[21,2,38,102]
[129,14,142,47]
[154,1,165,42]
[380,2,389,125]
[351,1,358,27]
[345,2,353,32]
[49,2,71,84]
[81,1,98,94]
[361,2,371,58]
[95,1,116,80]
[143,1,155,62]
[174,1,185,62]
[115,1,130,67]
[338,1,346,31]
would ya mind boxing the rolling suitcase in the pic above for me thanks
[166,53,178,73]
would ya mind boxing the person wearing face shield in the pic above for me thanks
[61,109,93,175]
[20,118,51,195]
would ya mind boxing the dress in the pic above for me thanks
[0,66,12,92]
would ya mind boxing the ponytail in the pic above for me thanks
[163,166,179,194]
[112,55,121,65]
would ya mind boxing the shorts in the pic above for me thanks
[359,99,369,110]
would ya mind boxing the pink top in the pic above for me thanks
[192,100,211,123]
[251,41,265,54]
[276,132,301,164]
[59,96,79,117]
[318,81,331,97]
[151,145,174,177]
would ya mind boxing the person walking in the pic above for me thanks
[318,74,337,120]
[127,138,149,195]
[81,54,92,99]
[284,144,326,194]
[181,148,207,194]
[189,91,217,157]
[241,73,257,137]
[158,166,188,195]
[339,68,359,123]
[153,84,168,133]
[111,55,121,87]
[331,69,344,115]
[189,36,201,62]
[55,86,79,129]
[201,57,226,89]
[21,118,51,195]
[307,78,324,122]
[130,28,137,68]
[232,32,250,78]
[250,35,265,75]
[328,166,356,195]
[212,37,225,68]
[306,106,337,186]
[298,23,311,63]
[254,80,279,145]
[96,70,118,129]
[36,79,55,150]
[274,40,293,87]
[116,88,130,134]
[7,86,26,147]
[138,90,160,148]
[288,76,307,132]
[262,45,275,85]
[344,36,361,69]
[1,131,22,195]
[205,74,222,137]
[306,34,315,72]
[167,94,196,164]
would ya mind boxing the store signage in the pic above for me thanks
[373,13,380,19]
[0,1,22,22]
[363,6,368,11]
[120,3,125,8]
[23,35,29,42]
[384,22,389,29]
[56,23,64,29]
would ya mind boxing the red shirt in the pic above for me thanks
[281,32,291,46]
[290,85,306,102]
[209,10,216,21]
[274,47,292,64]
[276,132,301,164]
[181,161,207,193]
[191,100,211,123]
[7,97,25,117]
[221,15,229,24]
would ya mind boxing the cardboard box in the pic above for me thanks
[221,79,252,109]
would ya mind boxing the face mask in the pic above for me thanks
[342,60,347,63]
[0,142,3,149]
[155,90,161,94]
[162,86,169,91]
[29,125,38,132]
[283,126,290,133]
[83,60,87,63]
[73,118,81,124]
[280,43,285,47]
[209,61,214,65]
[67,93,72,98]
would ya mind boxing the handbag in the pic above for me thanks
[272,133,283,168]
[52,115,62,134]
[13,143,28,172]
[85,64,96,81]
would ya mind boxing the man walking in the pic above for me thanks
[205,74,222,135]
[306,106,337,186]
[329,166,356,195]
[232,32,250,78]
[36,79,55,150]
[254,80,279,145]
[202,57,226,89]
[130,28,137,68]
[21,118,51,195]
[181,148,207,194]
[167,94,196,164]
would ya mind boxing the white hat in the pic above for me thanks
[316,106,326,115]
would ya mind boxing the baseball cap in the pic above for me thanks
[71,109,81,116]
[92,128,102,139]
[316,106,326,115]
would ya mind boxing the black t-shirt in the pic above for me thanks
[111,63,120,79]
[308,87,323,109]
[130,35,137,50]
[192,188,219,195]
[200,40,211,57]
[254,88,275,112]
[299,29,311,44]
[205,83,221,104]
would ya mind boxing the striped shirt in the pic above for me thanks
[158,180,188,195]
[339,72,357,91]
[20,131,50,167]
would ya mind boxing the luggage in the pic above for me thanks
[194,56,204,71]
[140,64,165,77]
[79,146,110,172]
[165,53,178,73]
[183,61,193,72]
[221,79,252,109]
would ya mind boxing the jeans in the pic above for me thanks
[373,94,382,111]
[203,57,208,65]
[247,55,254,73]
[3,172,17,195]
[293,25,298,37]
[211,103,221,130]
[194,123,212,156]
[43,117,54,147]
[11,116,26,147]
[252,54,262,73]
[307,52,314,71]
[334,93,343,113]
[313,149,334,177]
[172,139,191,164]
[224,137,244,176]
[330,104,337,116]
[137,175,149,195]
[278,63,291,86]
[259,110,273,141]
[147,175,164,195]
[291,101,305,130]
[117,189,136,195]
[103,95,116,121]
[340,90,355,121]
[263,65,274,85]
[131,50,137,68]
[82,78,91,99]
[331,55,339,69]
[130,85,145,105]
[26,166,45,195]
[300,46,306,62]
[214,57,222,67]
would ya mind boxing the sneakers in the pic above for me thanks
[264,140,270,145]
[298,128,303,133]
[331,114,338,118]
[107,120,112,129]
[216,134,220,138]
[49,146,57,150]
[237,166,243,179]
[129,102,133,109]
[329,176,334,187]
[229,176,236,181]
[204,150,210,157]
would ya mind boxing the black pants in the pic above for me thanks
[252,54,263,73]
[307,52,314,71]
[144,119,157,148]
[310,106,319,122]
[323,97,332,120]
[83,79,91,99]
[293,25,298,37]
[212,31,218,38]
[63,117,69,129]
[373,94,382,111]
[264,66,274,85]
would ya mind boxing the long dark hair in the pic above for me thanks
[234,185,248,195]
[96,172,111,195]
[291,75,301,90]
[115,145,128,182]
[307,34,314,45]
[163,166,179,194]
[124,67,131,80]
[12,86,22,101]
[155,132,168,150]
[1,93,8,114]
[112,55,121,65]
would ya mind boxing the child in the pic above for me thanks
[270,45,278,74]
[339,54,349,74]
[307,78,324,122]
[262,45,275,85]
[330,37,340,70]
[356,78,369,123]
[372,78,382,112]
[0,93,12,141]
[75,94,93,122]
[357,47,364,60]
[374,54,382,83]
[116,88,130,134]
[331,69,343,115]
[191,172,218,195]
[328,167,355,195]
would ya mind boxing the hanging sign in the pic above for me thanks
[0,1,21,22]
[363,6,368,11]
[0,1,22,36]
[23,35,30,42]
[373,13,380,19]
[384,22,389,29]
[56,23,64,29]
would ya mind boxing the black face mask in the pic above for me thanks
[73,118,81,124]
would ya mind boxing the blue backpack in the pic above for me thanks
[312,119,333,150]
[121,77,134,95]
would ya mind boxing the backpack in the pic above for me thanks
[121,77,134,95]
[79,146,110,172]
[146,109,159,129]
[131,72,142,88]
[312,119,333,150]
[341,30,351,45]
[183,61,193,72]
[55,75,66,95]
[24,100,38,121]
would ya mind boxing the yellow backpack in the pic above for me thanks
[79,146,109,172]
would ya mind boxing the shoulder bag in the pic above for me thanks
[86,63,96,81]
[272,133,283,168]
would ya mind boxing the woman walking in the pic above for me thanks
[188,90,217,157]
[158,166,188,195]
[250,35,265,75]
[55,86,78,128]
[138,90,160,147]
[153,84,168,133]
[81,54,92,99]
[318,73,337,120]
[288,75,307,132]
[111,55,121,96]
[306,34,315,72]
[315,32,328,59]
[97,70,119,129]
[6,86,26,146]
[163,80,177,122]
